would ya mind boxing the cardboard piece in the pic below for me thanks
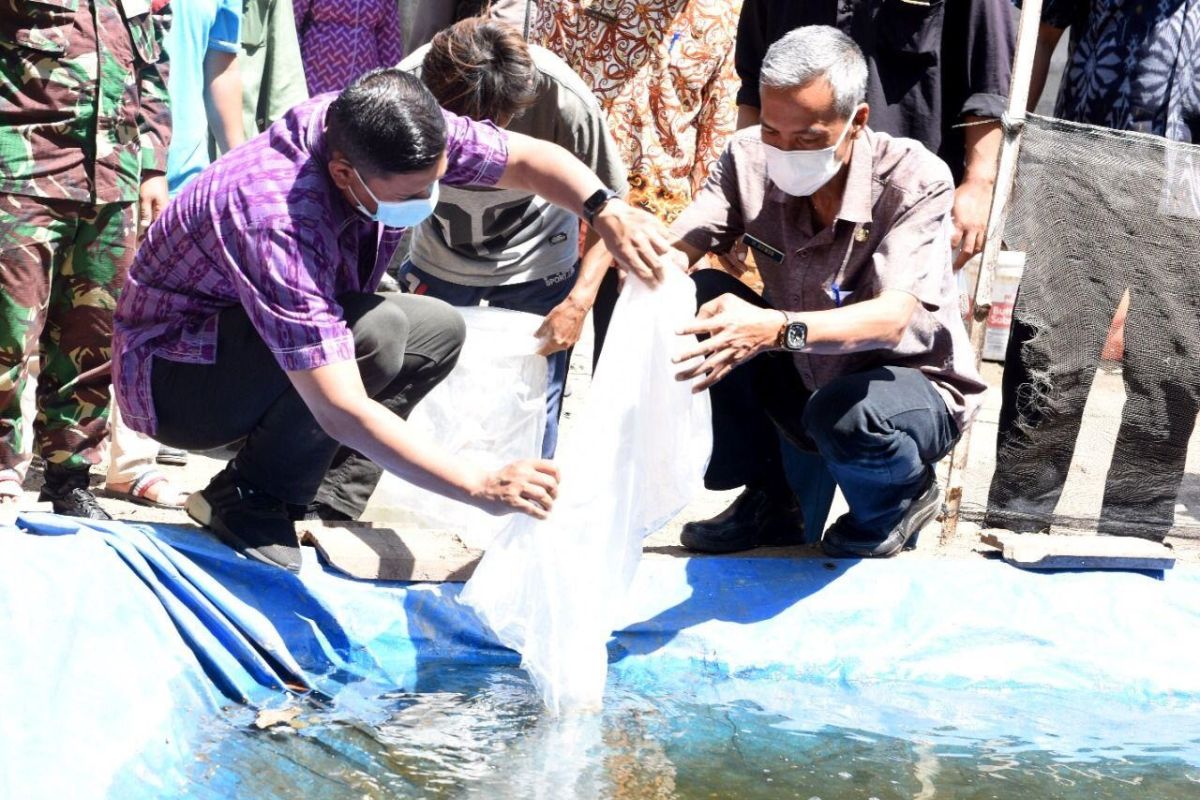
[297,522,482,582]
[980,529,1176,571]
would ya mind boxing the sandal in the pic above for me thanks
[103,470,187,510]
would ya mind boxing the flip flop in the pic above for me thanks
[102,470,187,510]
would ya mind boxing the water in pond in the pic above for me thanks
[189,665,1200,799]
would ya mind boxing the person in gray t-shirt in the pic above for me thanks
[397,18,627,456]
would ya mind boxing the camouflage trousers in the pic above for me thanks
[0,194,133,475]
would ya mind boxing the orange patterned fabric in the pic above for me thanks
[531,0,742,223]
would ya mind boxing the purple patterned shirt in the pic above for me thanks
[114,94,509,435]
[292,0,406,95]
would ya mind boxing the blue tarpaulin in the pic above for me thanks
[3,513,1199,798]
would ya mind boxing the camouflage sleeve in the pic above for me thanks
[138,10,173,176]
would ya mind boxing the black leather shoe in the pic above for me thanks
[822,473,940,558]
[680,485,805,554]
[186,465,301,572]
[39,466,112,520]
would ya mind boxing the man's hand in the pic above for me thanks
[537,295,589,356]
[473,459,561,520]
[714,238,751,277]
[951,177,992,270]
[138,174,169,237]
[673,293,782,392]
[590,199,675,286]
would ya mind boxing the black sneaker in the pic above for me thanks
[186,465,301,572]
[680,485,805,554]
[39,465,112,520]
[821,473,941,558]
[287,501,354,522]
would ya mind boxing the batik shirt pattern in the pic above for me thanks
[1036,0,1200,141]
[115,96,509,435]
[531,0,742,222]
[292,0,404,94]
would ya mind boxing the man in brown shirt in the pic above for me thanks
[669,26,986,557]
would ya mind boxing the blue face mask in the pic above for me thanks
[350,167,439,228]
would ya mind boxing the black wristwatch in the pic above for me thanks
[775,312,808,352]
[581,188,620,224]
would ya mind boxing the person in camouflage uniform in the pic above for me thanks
[0,0,171,519]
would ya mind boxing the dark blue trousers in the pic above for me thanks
[694,269,959,537]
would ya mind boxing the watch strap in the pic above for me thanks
[774,310,790,349]
[582,188,619,224]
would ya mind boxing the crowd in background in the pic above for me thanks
[0,0,1195,549]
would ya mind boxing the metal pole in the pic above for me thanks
[940,0,1044,543]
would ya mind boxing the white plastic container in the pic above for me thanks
[983,250,1027,362]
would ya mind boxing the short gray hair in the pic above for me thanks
[760,26,868,116]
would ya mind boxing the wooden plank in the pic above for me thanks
[980,529,1175,571]
[941,0,1045,545]
[297,521,482,582]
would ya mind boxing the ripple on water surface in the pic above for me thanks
[189,665,1200,799]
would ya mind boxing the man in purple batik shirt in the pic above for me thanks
[114,69,673,571]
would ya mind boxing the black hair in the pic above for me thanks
[326,69,447,175]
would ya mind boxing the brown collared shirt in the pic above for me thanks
[671,126,987,429]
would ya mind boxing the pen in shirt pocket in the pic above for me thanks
[826,223,866,307]
[826,282,854,307]
[668,30,683,53]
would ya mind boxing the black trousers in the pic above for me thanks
[151,292,465,508]
[690,270,959,536]
[989,283,1200,537]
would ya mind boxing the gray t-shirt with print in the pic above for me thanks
[399,43,628,287]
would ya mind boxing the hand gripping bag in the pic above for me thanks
[363,306,548,550]
[461,269,712,713]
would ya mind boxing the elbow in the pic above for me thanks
[874,295,920,349]
[881,326,907,350]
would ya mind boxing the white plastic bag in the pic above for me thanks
[461,268,712,714]
[362,306,548,550]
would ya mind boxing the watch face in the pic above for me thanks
[785,322,807,351]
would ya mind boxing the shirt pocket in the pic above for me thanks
[8,0,79,55]
[877,0,944,58]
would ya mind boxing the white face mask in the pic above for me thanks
[349,167,439,228]
[763,110,857,197]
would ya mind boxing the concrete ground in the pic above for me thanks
[14,304,1198,565]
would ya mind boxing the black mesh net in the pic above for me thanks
[970,114,1200,541]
